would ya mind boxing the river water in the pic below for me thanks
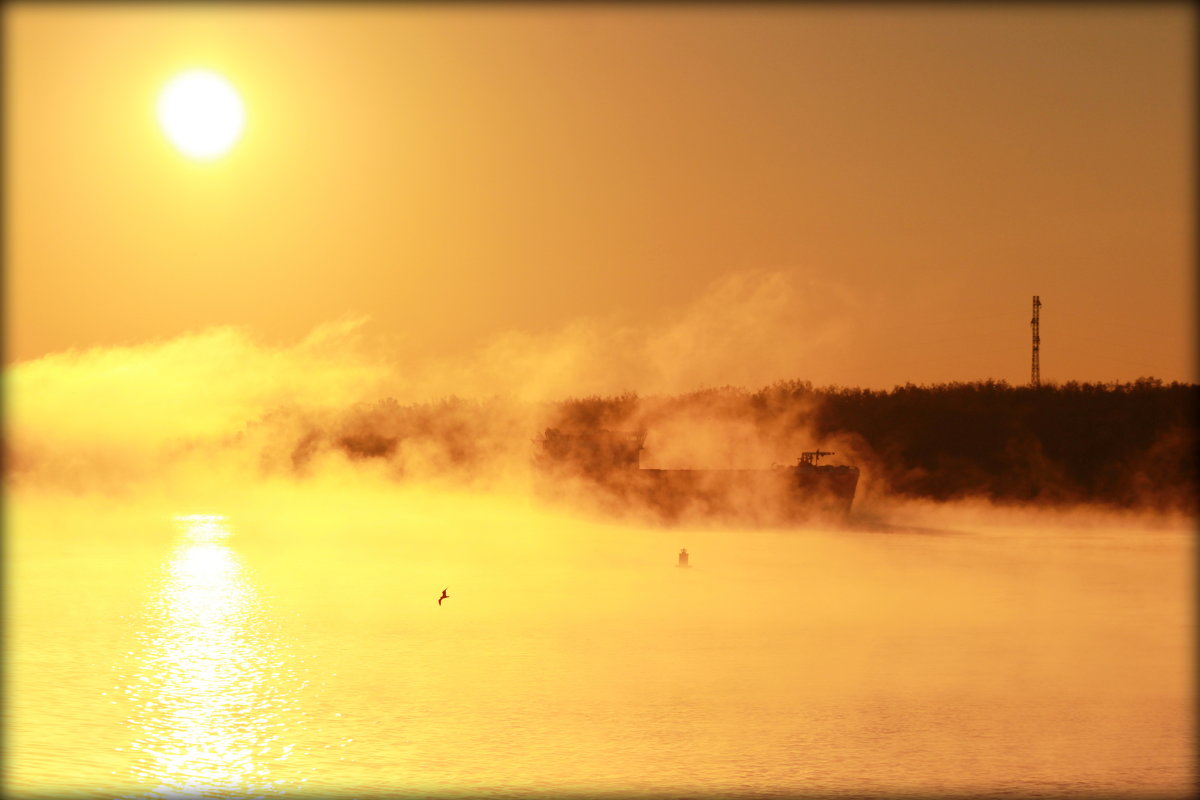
[7,482,1194,798]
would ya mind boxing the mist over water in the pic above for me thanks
[8,478,1194,798]
[6,302,1195,798]
[4,274,863,500]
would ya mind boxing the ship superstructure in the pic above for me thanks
[534,428,858,524]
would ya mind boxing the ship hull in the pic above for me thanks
[537,463,858,525]
[533,428,859,525]
[631,465,858,524]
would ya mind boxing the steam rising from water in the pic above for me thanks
[7,272,861,504]
[6,270,1191,531]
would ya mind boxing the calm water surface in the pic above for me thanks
[8,486,1194,798]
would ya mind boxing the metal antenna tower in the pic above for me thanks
[1030,295,1041,387]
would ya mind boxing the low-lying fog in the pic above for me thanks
[6,298,1194,798]
[9,476,1193,798]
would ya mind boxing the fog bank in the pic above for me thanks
[6,272,1194,526]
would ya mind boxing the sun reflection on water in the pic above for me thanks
[120,515,307,798]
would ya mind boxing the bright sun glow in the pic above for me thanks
[157,70,245,160]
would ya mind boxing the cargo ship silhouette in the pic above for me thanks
[534,428,858,524]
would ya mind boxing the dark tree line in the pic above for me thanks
[808,378,1196,509]
[268,378,1195,511]
[546,378,1197,511]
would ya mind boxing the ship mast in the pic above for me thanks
[799,449,834,466]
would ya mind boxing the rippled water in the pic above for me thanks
[7,486,1194,798]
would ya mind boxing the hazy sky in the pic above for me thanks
[6,4,1194,389]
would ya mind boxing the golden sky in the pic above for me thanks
[5,4,1194,389]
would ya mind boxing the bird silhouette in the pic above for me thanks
[438,588,449,606]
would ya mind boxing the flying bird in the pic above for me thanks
[438,588,449,606]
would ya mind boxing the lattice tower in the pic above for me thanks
[1031,295,1041,387]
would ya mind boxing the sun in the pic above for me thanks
[157,70,245,160]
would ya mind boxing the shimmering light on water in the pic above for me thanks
[120,515,308,798]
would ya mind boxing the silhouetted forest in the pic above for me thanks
[279,379,1196,512]
[814,378,1196,510]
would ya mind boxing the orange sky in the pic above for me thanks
[5,4,1194,390]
